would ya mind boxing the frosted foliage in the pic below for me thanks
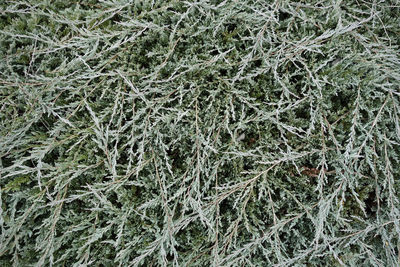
[0,0,400,266]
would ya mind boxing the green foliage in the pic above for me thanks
[1,0,400,266]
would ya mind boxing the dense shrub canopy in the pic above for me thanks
[1,0,400,266]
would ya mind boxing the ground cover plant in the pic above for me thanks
[1,0,400,266]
